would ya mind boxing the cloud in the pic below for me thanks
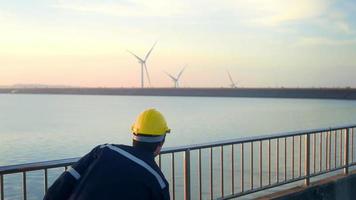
[233,0,355,43]
[235,0,330,26]
[53,1,351,36]
[335,21,352,34]
[53,0,336,28]
[297,37,356,46]
[0,10,16,22]
[53,0,190,17]
[325,11,354,34]
[54,2,135,16]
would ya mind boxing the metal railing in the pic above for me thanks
[1,124,356,200]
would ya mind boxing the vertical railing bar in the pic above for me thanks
[330,131,333,170]
[340,129,343,166]
[284,137,287,182]
[268,139,271,185]
[352,128,354,163]
[344,128,349,174]
[326,131,329,170]
[184,149,191,200]
[328,131,332,170]
[299,135,302,177]
[335,130,337,168]
[313,133,316,174]
[276,139,279,183]
[241,143,244,193]
[210,147,214,200]
[0,174,4,200]
[221,146,224,197]
[197,151,201,200]
[320,132,323,172]
[23,172,27,200]
[292,136,295,179]
[231,145,235,194]
[250,142,254,190]
[305,134,310,186]
[44,168,48,193]
[172,153,176,200]
[259,140,262,188]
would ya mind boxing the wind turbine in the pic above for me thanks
[165,66,186,88]
[127,42,157,88]
[227,70,237,88]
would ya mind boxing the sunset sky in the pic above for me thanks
[0,0,355,88]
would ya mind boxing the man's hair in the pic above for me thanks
[132,134,165,153]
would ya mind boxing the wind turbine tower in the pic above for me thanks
[127,42,157,88]
[165,66,186,88]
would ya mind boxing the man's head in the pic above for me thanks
[131,108,170,156]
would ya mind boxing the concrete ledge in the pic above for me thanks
[257,170,356,200]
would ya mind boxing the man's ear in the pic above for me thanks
[154,144,163,156]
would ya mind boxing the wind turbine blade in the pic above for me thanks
[127,50,144,62]
[177,66,186,80]
[164,71,177,81]
[144,64,151,86]
[144,41,157,61]
[227,70,234,85]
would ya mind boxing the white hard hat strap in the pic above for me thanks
[133,134,166,143]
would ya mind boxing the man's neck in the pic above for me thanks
[133,145,155,156]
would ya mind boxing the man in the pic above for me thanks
[44,108,171,200]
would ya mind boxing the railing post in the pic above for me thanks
[44,169,48,194]
[184,149,191,200]
[0,174,4,200]
[344,129,350,174]
[172,153,176,200]
[221,146,224,197]
[23,172,27,200]
[305,134,310,186]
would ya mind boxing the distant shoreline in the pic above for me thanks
[1,87,356,100]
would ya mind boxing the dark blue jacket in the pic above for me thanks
[43,144,170,200]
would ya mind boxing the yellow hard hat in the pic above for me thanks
[131,108,171,136]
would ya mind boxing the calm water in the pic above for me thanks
[1,94,356,166]
[1,94,356,199]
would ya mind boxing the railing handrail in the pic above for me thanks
[0,158,78,175]
[1,123,356,175]
[162,124,356,153]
